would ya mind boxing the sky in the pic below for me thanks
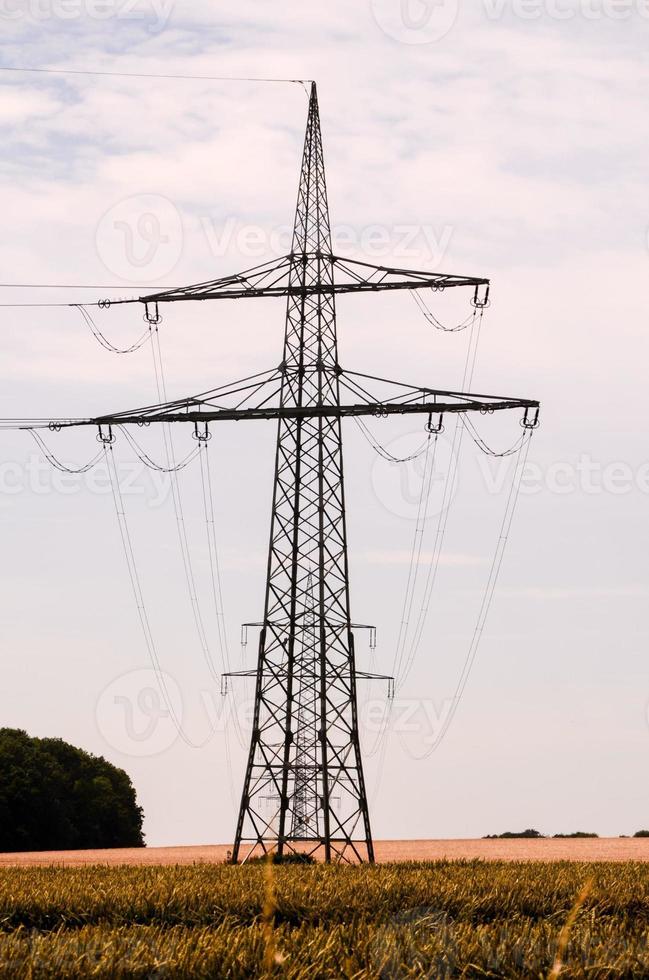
[0,0,648,846]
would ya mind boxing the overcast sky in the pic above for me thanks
[1,0,648,846]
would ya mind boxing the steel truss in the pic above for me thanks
[15,82,539,864]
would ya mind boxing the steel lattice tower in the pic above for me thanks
[33,81,539,865]
[233,85,373,863]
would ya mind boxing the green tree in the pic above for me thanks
[0,729,144,851]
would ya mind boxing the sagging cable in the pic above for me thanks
[74,304,151,354]
[29,428,103,474]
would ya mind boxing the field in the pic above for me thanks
[2,860,649,977]
[2,837,649,867]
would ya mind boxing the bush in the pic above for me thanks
[553,832,599,839]
[247,852,315,865]
[0,729,144,852]
[484,829,545,839]
[634,830,649,838]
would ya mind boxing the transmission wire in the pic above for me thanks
[411,290,477,333]
[394,308,484,691]
[149,326,244,757]
[0,65,310,84]
[149,327,221,679]
[460,414,528,458]
[74,304,151,355]
[120,425,201,473]
[390,432,441,692]
[353,416,429,463]
[103,441,209,748]
[362,310,484,761]
[415,430,534,757]
[198,439,246,748]
[29,429,103,473]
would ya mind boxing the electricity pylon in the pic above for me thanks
[30,82,539,863]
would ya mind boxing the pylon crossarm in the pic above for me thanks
[0,396,538,432]
[356,671,395,699]
[96,254,487,308]
[0,363,539,431]
[99,367,285,424]
[329,255,489,298]
[222,668,391,683]
[100,255,295,307]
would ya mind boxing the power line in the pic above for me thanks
[30,429,103,474]
[0,66,311,84]
[75,305,151,355]
[393,308,485,692]
[104,440,209,750]
[0,283,167,290]
[0,301,94,308]
[148,322,237,723]
[415,430,534,758]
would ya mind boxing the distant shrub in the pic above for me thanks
[553,832,599,839]
[247,852,315,865]
[483,829,545,839]
[633,830,649,838]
